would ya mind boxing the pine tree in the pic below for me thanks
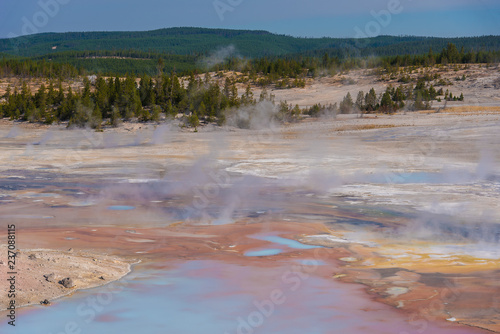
[380,90,394,113]
[151,105,161,122]
[165,100,174,116]
[241,84,254,105]
[223,77,232,98]
[428,47,435,65]
[47,81,56,105]
[198,101,206,116]
[56,81,64,105]
[110,104,121,127]
[365,88,377,111]
[230,82,239,107]
[188,111,199,128]
[355,91,365,111]
[94,76,110,117]
[35,84,47,111]
[68,100,90,128]
[91,104,102,130]
[82,76,91,99]
[340,92,353,114]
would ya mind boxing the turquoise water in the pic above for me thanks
[295,259,327,266]
[367,172,442,184]
[107,205,136,211]
[366,171,477,184]
[69,200,96,207]
[3,260,476,334]
[244,235,321,257]
[244,248,283,257]
[253,236,322,250]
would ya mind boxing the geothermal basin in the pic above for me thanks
[0,112,499,333]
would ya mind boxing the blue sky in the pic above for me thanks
[0,0,499,39]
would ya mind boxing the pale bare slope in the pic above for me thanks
[0,245,132,310]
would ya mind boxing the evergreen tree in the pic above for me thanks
[95,78,110,117]
[68,100,91,128]
[91,104,102,130]
[35,84,47,111]
[241,84,254,105]
[110,104,121,127]
[151,105,161,122]
[340,92,354,114]
[380,89,394,113]
[82,76,91,99]
[188,111,199,128]
[47,81,56,105]
[355,91,365,111]
[365,88,377,111]
[56,81,65,105]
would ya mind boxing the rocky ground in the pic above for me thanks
[226,63,500,109]
[0,65,499,332]
[0,245,132,310]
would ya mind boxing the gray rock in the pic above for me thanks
[44,273,55,282]
[59,277,74,288]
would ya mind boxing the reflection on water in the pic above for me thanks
[1,130,497,333]
[3,260,475,334]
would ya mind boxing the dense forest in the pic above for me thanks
[217,42,500,88]
[2,42,498,79]
[0,57,81,78]
[2,28,500,58]
[1,28,499,76]
[33,51,199,76]
[0,72,258,128]
[0,52,198,78]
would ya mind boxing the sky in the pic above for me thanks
[0,0,499,39]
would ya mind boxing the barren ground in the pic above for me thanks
[0,66,499,333]
[0,245,132,309]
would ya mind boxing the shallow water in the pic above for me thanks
[3,260,478,334]
[244,248,283,257]
[366,171,450,184]
[1,124,498,333]
[252,235,322,250]
[244,235,322,257]
[107,205,136,211]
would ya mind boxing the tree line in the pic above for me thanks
[0,57,80,79]
[215,43,500,88]
[0,72,256,128]
[306,83,463,117]
[2,41,498,81]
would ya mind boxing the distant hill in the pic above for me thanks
[1,27,499,59]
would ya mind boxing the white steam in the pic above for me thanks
[199,45,238,69]
[225,100,280,130]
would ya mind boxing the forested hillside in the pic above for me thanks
[0,28,499,128]
[1,27,499,58]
